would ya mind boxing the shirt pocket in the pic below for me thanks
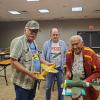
[23,52,32,70]
[23,49,32,62]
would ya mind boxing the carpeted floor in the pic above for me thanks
[0,65,99,100]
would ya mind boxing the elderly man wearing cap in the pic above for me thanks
[10,20,50,100]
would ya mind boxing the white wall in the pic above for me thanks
[0,19,100,50]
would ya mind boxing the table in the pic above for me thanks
[0,51,9,60]
[0,59,11,85]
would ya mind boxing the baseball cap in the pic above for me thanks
[25,20,39,29]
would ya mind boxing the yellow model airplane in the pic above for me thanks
[33,64,58,80]
[41,64,58,73]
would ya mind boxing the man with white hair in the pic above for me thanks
[66,35,100,100]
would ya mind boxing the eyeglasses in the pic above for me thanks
[29,29,38,34]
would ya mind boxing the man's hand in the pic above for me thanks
[46,62,54,66]
[66,71,71,79]
[29,72,40,80]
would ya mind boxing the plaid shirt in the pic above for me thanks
[10,35,38,89]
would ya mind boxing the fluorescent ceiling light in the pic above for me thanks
[38,9,49,13]
[8,11,21,14]
[26,0,40,1]
[72,7,82,12]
